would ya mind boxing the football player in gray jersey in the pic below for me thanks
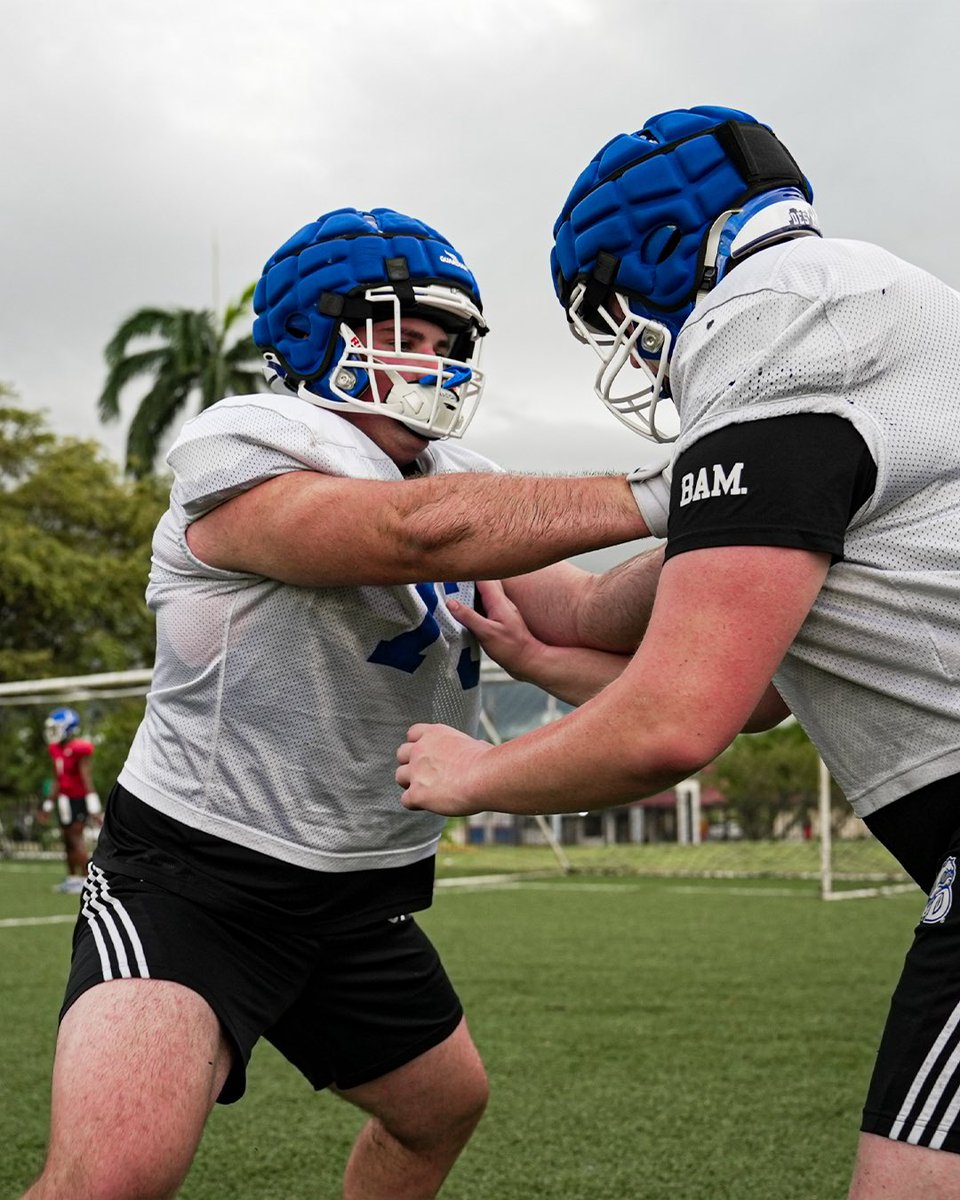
[23,208,669,1200]
[398,110,960,1199]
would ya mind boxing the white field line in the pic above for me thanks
[6,877,894,927]
[0,914,76,929]
[0,863,64,872]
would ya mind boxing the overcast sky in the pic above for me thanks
[4,0,959,503]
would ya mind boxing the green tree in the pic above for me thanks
[98,284,266,477]
[0,394,166,815]
[712,721,819,840]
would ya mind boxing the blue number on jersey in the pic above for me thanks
[368,583,478,688]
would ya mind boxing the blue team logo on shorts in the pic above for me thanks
[921,856,956,925]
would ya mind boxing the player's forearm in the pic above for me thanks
[502,547,663,654]
[741,684,790,732]
[457,679,718,816]
[193,471,649,588]
[392,474,647,582]
[458,708,696,815]
[509,643,632,707]
[571,546,664,652]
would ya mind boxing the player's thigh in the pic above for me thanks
[65,866,322,1105]
[849,1130,960,1199]
[48,979,231,1178]
[266,915,487,1138]
[266,915,465,1090]
[338,1016,488,1143]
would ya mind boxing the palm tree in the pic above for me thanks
[98,284,267,477]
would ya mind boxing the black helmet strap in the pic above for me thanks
[713,121,812,203]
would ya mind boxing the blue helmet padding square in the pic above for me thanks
[551,106,810,338]
[252,208,483,383]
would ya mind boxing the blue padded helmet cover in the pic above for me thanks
[252,207,483,382]
[551,106,812,341]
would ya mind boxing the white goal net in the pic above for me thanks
[0,664,915,899]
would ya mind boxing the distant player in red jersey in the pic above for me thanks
[41,707,101,894]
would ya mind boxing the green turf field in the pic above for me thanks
[1,856,923,1199]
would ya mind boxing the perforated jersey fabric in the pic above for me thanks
[119,394,493,871]
[670,237,960,817]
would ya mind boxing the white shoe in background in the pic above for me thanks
[54,876,85,894]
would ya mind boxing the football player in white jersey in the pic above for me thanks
[397,109,960,1198]
[23,207,671,1200]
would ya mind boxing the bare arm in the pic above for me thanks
[455,578,791,717]
[450,579,631,706]
[186,470,649,586]
[78,760,95,793]
[397,545,830,815]
[79,757,102,822]
[501,544,664,653]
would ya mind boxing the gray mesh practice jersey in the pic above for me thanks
[119,394,495,871]
[671,238,960,818]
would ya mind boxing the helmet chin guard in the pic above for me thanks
[254,208,487,440]
[264,283,486,439]
[551,107,818,443]
[568,283,678,442]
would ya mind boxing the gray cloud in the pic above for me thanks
[4,0,958,485]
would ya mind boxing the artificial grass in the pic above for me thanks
[1,861,919,1198]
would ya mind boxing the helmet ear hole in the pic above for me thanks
[641,225,682,266]
[284,314,311,339]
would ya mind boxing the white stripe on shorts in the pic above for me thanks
[929,1079,960,1150]
[890,997,960,1143]
[79,887,114,978]
[80,865,150,981]
[908,1040,960,1147]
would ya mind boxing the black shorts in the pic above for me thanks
[862,776,960,1152]
[61,864,463,1105]
[59,797,90,828]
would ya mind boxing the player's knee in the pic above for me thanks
[445,1041,490,1137]
[449,1063,489,1132]
[400,1064,489,1153]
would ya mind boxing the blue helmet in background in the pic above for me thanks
[253,208,489,439]
[45,707,80,744]
[551,106,820,441]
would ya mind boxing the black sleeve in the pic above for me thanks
[664,413,877,564]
